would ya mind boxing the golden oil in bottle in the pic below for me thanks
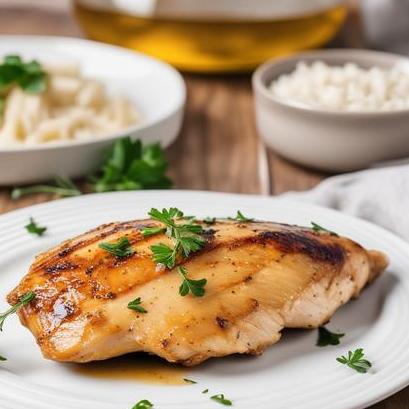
[73,1,347,73]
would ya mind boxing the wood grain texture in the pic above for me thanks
[0,5,406,408]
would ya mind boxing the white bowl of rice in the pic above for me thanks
[252,49,409,172]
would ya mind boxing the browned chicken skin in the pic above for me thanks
[8,219,388,366]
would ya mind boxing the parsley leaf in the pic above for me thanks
[148,208,205,269]
[25,217,47,236]
[0,354,6,361]
[142,226,166,237]
[127,297,147,313]
[336,348,372,373]
[311,222,338,237]
[316,326,344,347]
[210,394,232,406]
[0,291,35,331]
[202,389,209,394]
[0,55,47,96]
[178,266,207,297]
[11,176,82,200]
[91,137,172,193]
[150,243,177,268]
[183,378,197,384]
[99,237,134,258]
[131,400,153,409]
[232,210,253,222]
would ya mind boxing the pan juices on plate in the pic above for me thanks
[7,208,388,365]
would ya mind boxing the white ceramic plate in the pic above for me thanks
[0,36,186,185]
[1,191,409,409]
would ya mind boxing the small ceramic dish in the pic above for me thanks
[252,49,409,172]
[0,36,186,185]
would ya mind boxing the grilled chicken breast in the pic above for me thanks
[8,219,388,366]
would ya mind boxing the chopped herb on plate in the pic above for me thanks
[183,378,197,384]
[232,210,253,222]
[99,236,134,258]
[210,394,233,406]
[316,326,344,347]
[131,399,153,409]
[178,266,207,297]
[311,222,338,237]
[127,297,147,314]
[25,217,47,236]
[336,348,372,373]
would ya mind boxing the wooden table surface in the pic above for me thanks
[0,4,406,408]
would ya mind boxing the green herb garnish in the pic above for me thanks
[232,210,253,222]
[150,243,176,269]
[131,400,153,409]
[0,291,35,331]
[202,389,209,394]
[148,208,205,269]
[25,217,47,236]
[91,137,172,193]
[317,327,344,347]
[11,137,172,200]
[210,394,232,406]
[178,266,207,297]
[336,348,372,373]
[11,176,82,200]
[311,222,338,237]
[127,297,147,313]
[183,378,197,384]
[142,226,166,237]
[0,355,6,361]
[0,55,47,96]
[99,237,134,258]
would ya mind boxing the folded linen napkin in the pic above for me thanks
[280,165,409,241]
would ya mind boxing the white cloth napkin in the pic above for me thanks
[280,165,409,241]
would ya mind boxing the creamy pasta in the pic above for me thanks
[0,62,139,147]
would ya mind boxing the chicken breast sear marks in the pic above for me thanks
[7,219,388,366]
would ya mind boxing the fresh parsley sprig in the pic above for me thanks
[25,217,47,236]
[91,137,172,193]
[316,327,344,347]
[147,208,205,269]
[311,222,338,237]
[131,400,153,409]
[0,291,35,331]
[99,237,134,258]
[0,55,47,96]
[127,297,147,313]
[210,394,232,406]
[233,210,254,222]
[336,348,372,373]
[11,176,82,200]
[178,267,207,297]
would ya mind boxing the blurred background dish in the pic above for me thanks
[253,49,409,172]
[0,35,186,185]
[73,0,347,73]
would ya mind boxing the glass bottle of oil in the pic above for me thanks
[73,0,347,73]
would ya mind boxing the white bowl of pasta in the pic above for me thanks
[0,36,186,185]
